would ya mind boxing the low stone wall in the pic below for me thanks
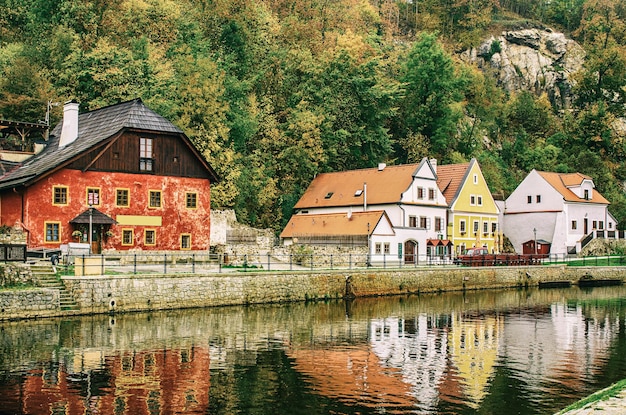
[0,289,59,320]
[0,263,33,287]
[1,265,625,320]
[59,265,626,315]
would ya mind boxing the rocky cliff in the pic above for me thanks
[460,28,585,109]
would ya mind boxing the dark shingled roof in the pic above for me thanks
[0,99,197,190]
[69,208,117,225]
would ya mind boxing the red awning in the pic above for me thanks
[427,239,453,246]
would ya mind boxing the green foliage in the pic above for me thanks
[396,33,468,161]
[2,0,626,230]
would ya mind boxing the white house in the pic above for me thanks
[280,158,450,262]
[503,170,615,255]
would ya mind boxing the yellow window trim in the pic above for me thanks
[148,189,162,209]
[44,221,62,244]
[115,188,131,208]
[180,233,192,250]
[121,228,134,246]
[185,192,198,210]
[51,185,69,206]
[86,186,102,207]
[144,228,157,246]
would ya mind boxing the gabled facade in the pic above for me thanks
[0,99,219,252]
[280,210,394,248]
[283,158,449,262]
[503,170,613,255]
[437,159,500,254]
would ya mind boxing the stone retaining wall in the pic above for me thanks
[60,265,626,315]
[1,265,626,320]
[0,289,60,320]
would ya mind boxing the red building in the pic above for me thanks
[0,99,219,252]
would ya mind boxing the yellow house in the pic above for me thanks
[436,159,500,254]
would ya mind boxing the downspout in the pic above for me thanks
[398,203,406,227]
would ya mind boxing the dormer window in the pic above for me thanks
[140,137,153,171]
[325,192,334,199]
[584,189,589,200]
[354,189,363,197]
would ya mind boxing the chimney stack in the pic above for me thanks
[59,100,79,147]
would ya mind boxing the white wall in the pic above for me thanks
[503,211,558,253]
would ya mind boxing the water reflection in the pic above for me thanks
[1,286,626,414]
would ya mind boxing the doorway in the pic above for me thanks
[404,240,417,264]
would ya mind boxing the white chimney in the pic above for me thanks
[378,163,386,171]
[59,100,79,147]
[430,158,437,173]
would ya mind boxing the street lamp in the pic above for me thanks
[533,228,537,254]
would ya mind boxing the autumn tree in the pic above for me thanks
[396,33,467,162]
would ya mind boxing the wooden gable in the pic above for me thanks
[67,130,215,180]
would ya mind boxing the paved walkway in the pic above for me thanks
[557,389,626,414]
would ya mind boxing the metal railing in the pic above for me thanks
[49,251,626,276]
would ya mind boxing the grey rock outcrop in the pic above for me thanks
[460,28,585,109]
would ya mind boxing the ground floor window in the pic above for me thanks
[383,243,390,254]
[145,229,156,246]
[45,222,60,242]
[122,229,134,246]
[181,234,191,250]
[375,243,382,254]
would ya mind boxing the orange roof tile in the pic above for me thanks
[293,164,421,209]
[436,161,471,204]
[537,171,609,204]
[280,211,390,238]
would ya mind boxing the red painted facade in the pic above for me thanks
[0,99,218,252]
[15,347,211,415]
[3,169,211,251]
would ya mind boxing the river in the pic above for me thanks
[2,286,626,415]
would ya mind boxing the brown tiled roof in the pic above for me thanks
[280,211,390,238]
[293,164,422,209]
[537,171,609,204]
[436,161,471,204]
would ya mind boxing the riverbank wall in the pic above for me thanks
[1,265,625,320]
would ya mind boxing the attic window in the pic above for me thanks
[140,137,154,172]
[325,192,334,199]
[354,190,363,197]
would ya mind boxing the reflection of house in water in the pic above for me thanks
[287,314,452,413]
[369,315,449,412]
[288,345,417,411]
[447,313,502,408]
[501,303,616,394]
[17,346,210,415]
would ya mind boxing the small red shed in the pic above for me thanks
[522,239,551,255]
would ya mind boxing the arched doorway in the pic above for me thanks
[404,240,417,264]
